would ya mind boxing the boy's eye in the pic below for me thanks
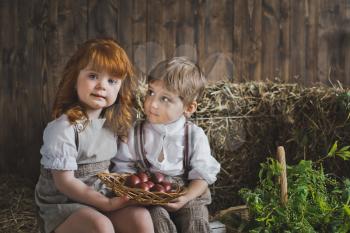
[161,96,170,102]
[147,90,155,96]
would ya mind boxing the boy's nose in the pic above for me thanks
[150,98,158,108]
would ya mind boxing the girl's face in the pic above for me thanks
[76,66,122,118]
[144,80,186,124]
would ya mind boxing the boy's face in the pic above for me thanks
[144,80,186,124]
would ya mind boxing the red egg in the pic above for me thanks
[137,172,149,183]
[160,181,172,192]
[151,184,166,193]
[151,172,165,183]
[125,174,141,187]
[136,182,150,191]
[145,181,155,189]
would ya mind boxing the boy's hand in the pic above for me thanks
[164,179,208,212]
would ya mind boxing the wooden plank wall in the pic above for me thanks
[0,0,349,179]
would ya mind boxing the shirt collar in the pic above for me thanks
[147,116,186,135]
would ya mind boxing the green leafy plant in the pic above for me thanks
[238,143,350,233]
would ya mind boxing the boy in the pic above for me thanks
[112,57,220,233]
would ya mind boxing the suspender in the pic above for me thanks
[184,121,190,178]
[135,120,191,178]
[139,121,152,168]
[73,124,79,150]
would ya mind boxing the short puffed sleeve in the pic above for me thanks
[40,115,78,170]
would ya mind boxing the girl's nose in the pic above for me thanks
[96,78,107,90]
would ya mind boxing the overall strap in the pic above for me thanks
[134,120,151,171]
[136,120,191,177]
[73,124,79,151]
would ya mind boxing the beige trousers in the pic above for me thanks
[149,188,212,233]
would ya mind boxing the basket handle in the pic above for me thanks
[276,146,288,205]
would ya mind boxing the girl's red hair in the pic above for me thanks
[52,38,136,138]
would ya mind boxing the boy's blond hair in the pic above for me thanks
[147,57,206,105]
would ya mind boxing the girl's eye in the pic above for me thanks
[88,74,97,80]
[108,79,120,85]
[147,90,155,96]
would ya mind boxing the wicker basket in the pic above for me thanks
[98,172,186,205]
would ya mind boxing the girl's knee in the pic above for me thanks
[129,207,154,232]
[56,208,114,233]
[134,206,152,218]
[90,214,114,233]
[132,207,152,224]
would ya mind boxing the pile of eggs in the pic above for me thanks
[125,172,173,192]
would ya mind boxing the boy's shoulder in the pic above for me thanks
[186,120,202,129]
[186,120,207,137]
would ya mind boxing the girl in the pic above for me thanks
[35,38,154,233]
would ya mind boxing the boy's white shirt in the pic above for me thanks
[112,115,220,185]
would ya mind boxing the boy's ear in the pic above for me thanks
[184,101,198,118]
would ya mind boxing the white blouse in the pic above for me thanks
[112,116,220,185]
[40,114,117,170]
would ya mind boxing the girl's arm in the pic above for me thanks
[111,140,138,173]
[164,179,208,212]
[111,130,138,174]
[52,170,129,212]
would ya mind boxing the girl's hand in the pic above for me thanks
[103,196,130,212]
[163,195,190,212]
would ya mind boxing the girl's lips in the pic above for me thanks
[91,93,105,99]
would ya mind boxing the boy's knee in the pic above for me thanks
[149,207,176,233]
[149,206,170,219]
[173,206,210,233]
[182,217,210,233]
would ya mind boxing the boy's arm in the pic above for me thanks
[188,126,220,184]
[183,179,208,200]
[164,179,208,212]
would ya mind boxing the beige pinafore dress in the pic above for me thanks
[35,116,117,233]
